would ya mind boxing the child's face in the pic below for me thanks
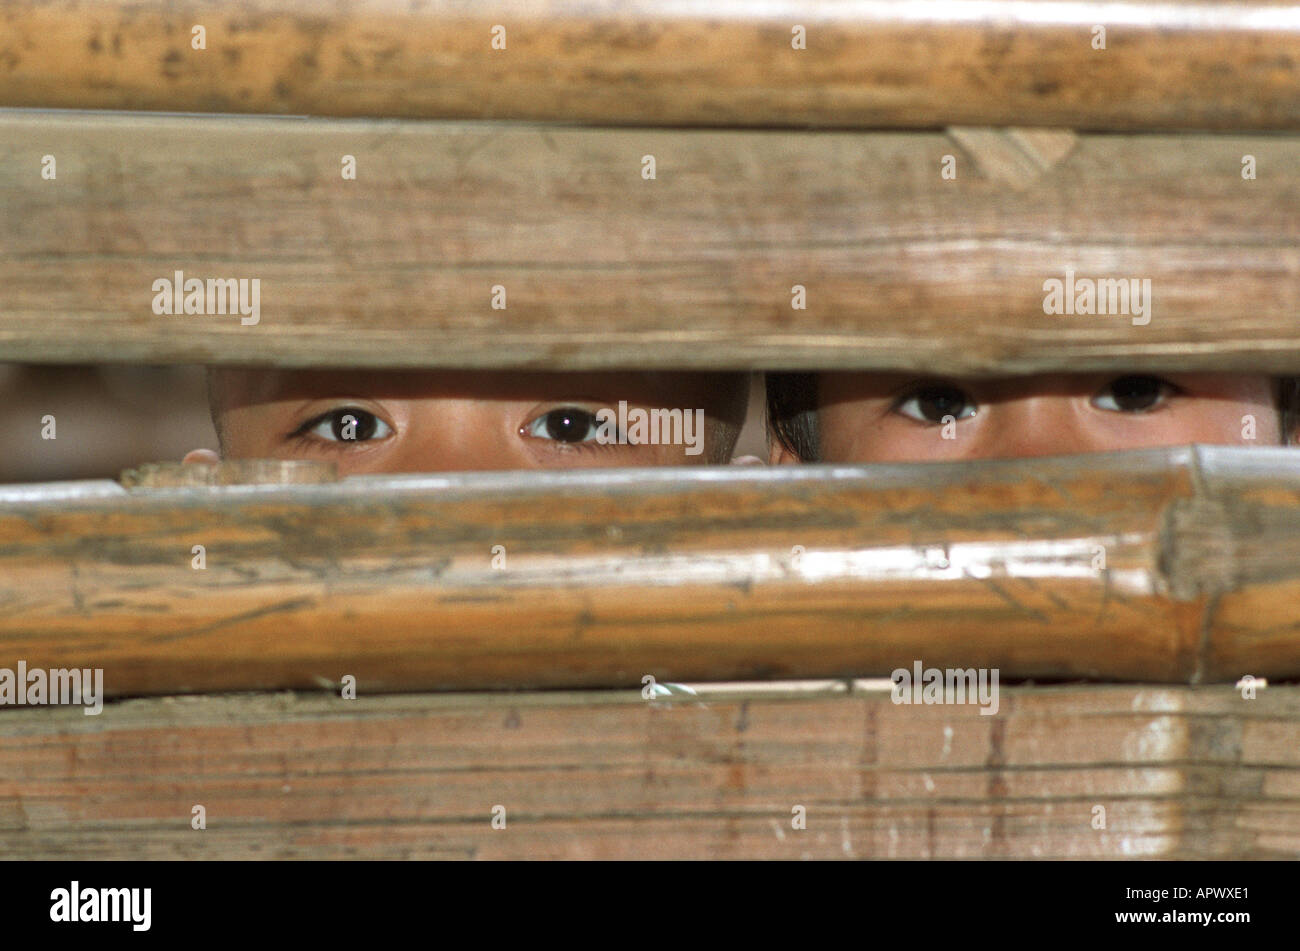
[200,369,744,474]
[774,373,1282,463]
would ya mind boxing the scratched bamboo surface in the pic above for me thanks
[3,115,1298,372]
[2,447,1299,693]
[2,1,1299,130]
[1,684,1296,859]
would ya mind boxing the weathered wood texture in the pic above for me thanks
[119,459,337,488]
[1,684,1296,859]
[2,447,1299,695]
[3,114,1298,372]
[2,1,1299,130]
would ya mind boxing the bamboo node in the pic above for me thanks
[1161,498,1237,601]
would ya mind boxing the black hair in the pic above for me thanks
[1280,377,1300,445]
[764,372,820,460]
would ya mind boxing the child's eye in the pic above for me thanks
[298,407,393,443]
[1092,376,1175,413]
[522,407,604,444]
[895,384,977,424]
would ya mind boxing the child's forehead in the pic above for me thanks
[820,372,1276,399]
[214,368,713,408]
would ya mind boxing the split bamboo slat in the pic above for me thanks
[1,114,1297,371]
[1,684,1296,859]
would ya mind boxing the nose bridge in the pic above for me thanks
[978,393,1078,459]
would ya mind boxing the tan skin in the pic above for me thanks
[770,373,1285,464]
[186,369,747,474]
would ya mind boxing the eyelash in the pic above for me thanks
[287,407,392,450]
[1091,376,1181,413]
[520,406,624,450]
[891,382,977,425]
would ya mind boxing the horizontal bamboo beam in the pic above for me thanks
[2,114,1298,372]
[3,1,1299,130]
[2,684,1296,859]
[1,447,1299,694]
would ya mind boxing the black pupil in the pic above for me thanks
[1109,376,1160,411]
[333,409,377,441]
[544,409,593,443]
[917,387,968,423]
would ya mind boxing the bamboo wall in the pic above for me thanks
[1,0,1298,859]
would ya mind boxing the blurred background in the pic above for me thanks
[0,364,216,482]
[0,365,768,483]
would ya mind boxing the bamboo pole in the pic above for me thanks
[2,1,1298,130]
[1,447,1298,695]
